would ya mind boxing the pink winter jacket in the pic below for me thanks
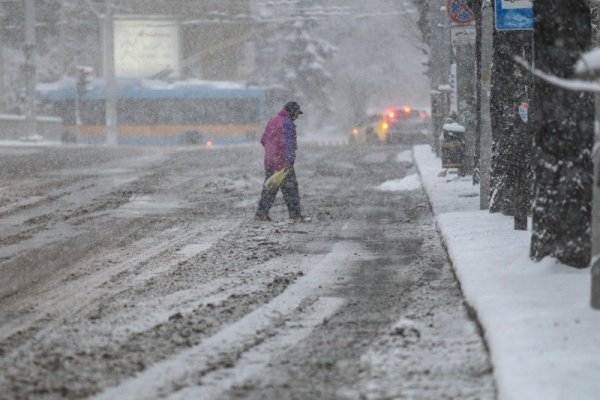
[260,109,297,172]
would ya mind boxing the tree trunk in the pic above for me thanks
[530,0,594,268]
[489,27,532,217]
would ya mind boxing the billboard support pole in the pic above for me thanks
[24,0,37,138]
[103,0,117,145]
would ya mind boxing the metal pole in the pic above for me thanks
[104,0,118,145]
[455,41,476,176]
[431,90,442,153]
[0,5,5,113]
[436,2,452,157]
[59,1,66,76]
[75,86,82,141]
[24,0,37,137]
[473,0,482,185]
[439,3,452,105]
[429,1,442,154]
[429,1,442,91]
[0,22,5,113]
[479,3,493,209]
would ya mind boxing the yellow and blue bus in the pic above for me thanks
[36,78,279,145]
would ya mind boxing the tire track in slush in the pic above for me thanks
[92,242,364,400]
[0,219,235,344]
[168,297,344,400]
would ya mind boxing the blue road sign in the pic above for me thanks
[447,0,474,26]
[495,0,533,31]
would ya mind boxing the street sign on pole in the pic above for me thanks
[495,0,533,31]
[447,0,475,26]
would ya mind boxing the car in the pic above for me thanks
[350,113,387,144]
[381,106,430,144]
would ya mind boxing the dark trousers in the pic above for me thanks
[256,168,301,218]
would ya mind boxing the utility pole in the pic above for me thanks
[429,1,452,156]
[103,0,118,145]
[24,0,37,137]
[429,0,442,154]
[454,39,476,176]
[437,2,453,156]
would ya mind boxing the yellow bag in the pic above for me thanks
[264,168,290,192]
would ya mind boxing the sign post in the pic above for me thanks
[451,26,476,46]
[447,0,476,175]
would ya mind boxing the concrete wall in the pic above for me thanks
[0,114,63,142]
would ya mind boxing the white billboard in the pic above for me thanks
[114,19,180,78]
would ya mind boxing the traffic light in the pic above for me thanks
[76,66,94,97]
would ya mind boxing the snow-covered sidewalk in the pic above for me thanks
[413,144,600,400]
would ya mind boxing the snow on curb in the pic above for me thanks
[413,144,600,400]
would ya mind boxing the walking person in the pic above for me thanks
[255,101,309,223]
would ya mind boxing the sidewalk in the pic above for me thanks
[413,144,600,400]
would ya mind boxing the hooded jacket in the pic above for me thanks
[260,109,297,171]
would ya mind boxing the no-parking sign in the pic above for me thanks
[447,0,475,26]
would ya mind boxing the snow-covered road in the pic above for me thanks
[0,141,494,399]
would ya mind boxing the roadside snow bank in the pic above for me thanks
[0,139,63,147]
[377,174,421,192]
[395,150,413,163]
[413,144,600,400]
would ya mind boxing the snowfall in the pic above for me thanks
[2,137,599,398]
[412,144,600,400]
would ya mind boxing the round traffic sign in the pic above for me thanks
[447,0,475,25]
